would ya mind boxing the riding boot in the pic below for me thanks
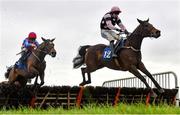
[110,41,117,58]
[14,52,27,68]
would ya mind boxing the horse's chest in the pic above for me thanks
[34,62,46,71]
[130,55,141,64]
[123,53,141,64]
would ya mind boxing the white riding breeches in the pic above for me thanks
[101,29,120,42]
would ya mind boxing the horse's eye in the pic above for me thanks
[144,24,148,27]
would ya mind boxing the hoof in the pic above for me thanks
[32,83,40,89]
[14,81,21,88]
[85,81,91,84]
[40,82,44,86]
[79,82,85,86]
[150,90,157,98]
[158,88,165,94]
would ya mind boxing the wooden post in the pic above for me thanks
[40,91,50,108]
[106,93,109,105]
[30,95,36,108]
[67,91,70,109]
[5,95,10,107]
[172,96,176,105]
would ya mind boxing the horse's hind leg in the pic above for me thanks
[79,67,92,86]
[79,67,86,86]
[87,72,91,84]
[39,72,45,86]
[17,76,27,87]
[138,62,164,93]
[8,68,18,84]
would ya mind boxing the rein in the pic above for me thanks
[36,48,48,54]
[123,33,142,52]
[117,35,141,52]
[32,48,48,62]
[32,52,41,62]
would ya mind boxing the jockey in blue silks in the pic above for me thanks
[15,32,39,68]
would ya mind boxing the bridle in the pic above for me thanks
[120,25,156,52]
[32,44,52,62]
[36,48,48,54]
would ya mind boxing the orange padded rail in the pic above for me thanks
[76,86,84,107]
[114,87,121,106]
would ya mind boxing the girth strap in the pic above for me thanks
[122,46,140,52]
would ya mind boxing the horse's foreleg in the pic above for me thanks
[138,62,164,93]
[34,75,38,85]
[129,65,150,88]
[39,72,44,86]
[129,65,157,97]
[32,75,38,91]
[28,66,39,77]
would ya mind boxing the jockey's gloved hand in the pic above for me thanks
[115,28,122,32]
[124,29,130,35]
[127,32,132,36]
[31,44,37,49]
[31,44,36,47]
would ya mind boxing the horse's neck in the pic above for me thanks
[126,30,144,50]
[33,48,46,62]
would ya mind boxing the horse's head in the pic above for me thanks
[40,37,57,57]
[137,18,161,38]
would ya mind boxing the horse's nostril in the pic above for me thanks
[51,52,56,57]
[156,30,160,35]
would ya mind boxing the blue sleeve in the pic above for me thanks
[23,39,31,48]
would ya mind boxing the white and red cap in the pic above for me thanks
[110,6,121,13]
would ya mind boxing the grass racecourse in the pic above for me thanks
[0,103,180,114]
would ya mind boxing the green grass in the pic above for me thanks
[0,103,180,114]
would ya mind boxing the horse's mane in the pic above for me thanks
[127,24,142,40]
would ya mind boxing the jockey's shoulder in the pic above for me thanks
[104,13,111,18]
[24,38,29,41]
[22,38,28,43]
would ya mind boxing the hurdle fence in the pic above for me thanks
[102,71,179,106]
[0,71,178,108]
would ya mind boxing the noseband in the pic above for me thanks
[36,48,48,54]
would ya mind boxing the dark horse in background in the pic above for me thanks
[5,37,56,88]
[73,19,164,96]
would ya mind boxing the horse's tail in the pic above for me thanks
[4,66,13,79]
[73,45,91,69]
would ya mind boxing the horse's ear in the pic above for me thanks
[51,38,55,42]
[146,18,149,22]
[137,18,143,24]
[41,37,46,42]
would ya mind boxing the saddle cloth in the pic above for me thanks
[102,39,126,61]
